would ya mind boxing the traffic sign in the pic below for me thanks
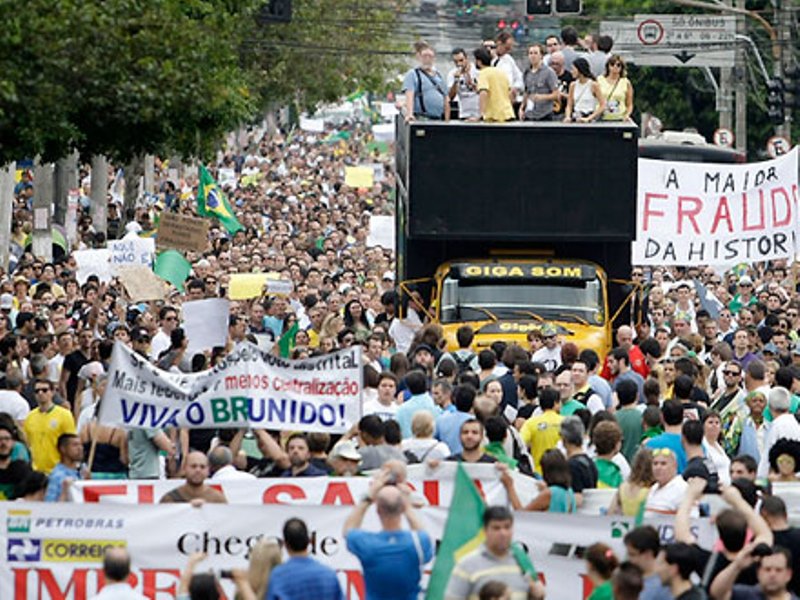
[600,14,736,68]
[766,135,792,158]
[713,128,734,148]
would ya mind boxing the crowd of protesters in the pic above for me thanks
[0,40,799,597]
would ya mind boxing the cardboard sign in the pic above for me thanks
[156,212,209,253]
[117,266,166,302]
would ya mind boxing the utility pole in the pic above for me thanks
[719,0,734,135]
[734,0,747,152]
[32,162,54,261]
[0,163,15,272]
[776,0,792,140]
[90,155,108,237]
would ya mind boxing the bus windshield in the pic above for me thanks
[440,277,604,325]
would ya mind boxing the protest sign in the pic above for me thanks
[182,298,230,357]
[98,342,362,433]
[0,502,715,600]
[109,236,155,274]
[344,166,374,189]
[229,273,292,300]
[300,116,325,133]
[633,147,799,265]
[372,122,395,142]
[68,464,541,508]
[366,215,395,251]
[117,266,166,302]
[73,249,111,285]
[156,212,209,253]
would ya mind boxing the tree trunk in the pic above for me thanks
[0,162,15,272]
[90,155,108,238]
[33,162,54,261]
[123,155,144,220]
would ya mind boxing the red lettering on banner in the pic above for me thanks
[321,482,356,505]
[771,187,792,227]
[423,480,439,506]
[263,484,306,504]
[677,196,702,234]
[642,193,667,231]
[138,484,154,504]
[38,567,92,600]
[83,484,128,503]
[13,568,28,600]
[343,569,366,600]
[141,568,181,598]
[710,196,734,234]
[742,190,766,231]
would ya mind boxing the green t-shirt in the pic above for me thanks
[616,407,643,464]
[594,458,622,489]
[588,580,614,600]
[484,441,518,469]
[560,399,584,416]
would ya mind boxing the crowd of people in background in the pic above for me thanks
[403,26,634,124]
[0,56,799,597]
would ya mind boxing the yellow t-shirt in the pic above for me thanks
[597,76,630,121]
[477,67,515,122]
[23,405,76,473]
[520,410,563,474]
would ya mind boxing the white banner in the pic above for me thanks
[109,235,155,273]
[98,342,362,433]
[67,464,541,508]
[633,147,799,265]
[0,502,716,600]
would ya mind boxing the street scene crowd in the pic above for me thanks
[1,26,799,600]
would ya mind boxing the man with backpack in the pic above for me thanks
[402,41,447,122]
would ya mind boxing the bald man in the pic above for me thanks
[91,547,147,599]
[343,469,433,600]
[159,451,227,505]
[600,325,649,381]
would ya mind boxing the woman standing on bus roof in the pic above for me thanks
[565,57,605,123]
[597,55,634,122]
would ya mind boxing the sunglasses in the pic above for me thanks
[651,448,675,457]
[723,370,741,376]
[34,388,51,393]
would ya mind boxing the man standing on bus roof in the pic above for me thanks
[473,47,515,123]
[531,324,562,372]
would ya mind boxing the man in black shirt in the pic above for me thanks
[760,496,800,595]
[656,542,708,599]
[0,423,32,500]
[59,326,93,412]
[682,420,719,492]
[710,545,796,600]
[560,416,597,504]
[446,419,497,464]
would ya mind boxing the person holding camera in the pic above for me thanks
[709,543,796,600]
[682,420,720,493]
[343,466,433,600]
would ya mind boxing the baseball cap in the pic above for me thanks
[739,275,754,286]
[131,328,151,343]
[329,440,361,462]
[382,271,395,281]
[540,323,558,337]
[762,342,779,355]
[0,293,13,310]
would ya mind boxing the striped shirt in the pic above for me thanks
[445,545,531,600]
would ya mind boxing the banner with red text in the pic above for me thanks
[98,342,362,433]
[633,147,799,266]
[0,502,716,600]
[68,464,542,508]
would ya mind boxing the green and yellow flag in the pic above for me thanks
[196,165,243,234]
[426,464,486,600]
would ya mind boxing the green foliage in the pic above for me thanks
[0,0,406,165]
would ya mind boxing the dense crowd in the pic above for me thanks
[0,28,799,600]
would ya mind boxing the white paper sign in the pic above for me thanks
[73,249,112,284]
[372,123,395,142]
[99,342,362,433]
[380,102,399,118]
[300,116,325,133]
[633,147,799,265]
[182,298,230,357]
[109,236,155,273]
[366,215,395,251]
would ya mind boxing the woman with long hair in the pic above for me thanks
[702,411,731,485]
[565,57,605,123]
[343,300,371,342]
[501,449,576,513]
[608,448,654,516]
[597,54,634,122]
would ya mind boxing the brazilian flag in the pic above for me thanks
[426,464,486,600]
[197,165,243,234]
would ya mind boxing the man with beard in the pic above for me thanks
[159,451,227,504]
[0,421,32,500]
[446,420,497,463]
[281,433,328,477]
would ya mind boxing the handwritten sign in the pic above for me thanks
[109,236,155,274]
[156,212,209,253]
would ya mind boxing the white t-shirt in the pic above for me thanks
[0,391,30,421]
[48,354,65,384]
[150,329,171,361]
[362,397,398,422]
[494,53,523,92]
[446,65,480,118]
[531,346,562,372]
[388,309,422,354]
[401,438,450,462]
[645,476,689,518]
